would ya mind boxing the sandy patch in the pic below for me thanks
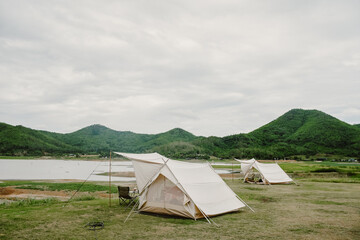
[0,187,70,200]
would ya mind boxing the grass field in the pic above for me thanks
[0,181,118,193]
[1,162,360,240]
[212,161,360,183]
[1,180,359,239]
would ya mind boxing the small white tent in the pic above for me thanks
[114,152,248,221]
[236,158,293,184]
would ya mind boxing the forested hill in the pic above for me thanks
[217,109,360,159]
[190,109,360,159]
[0,123,197,156]
[0,109,359,159]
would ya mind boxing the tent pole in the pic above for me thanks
[160,158,217,226]
[207,161,255,213]
[113,154,171,220]
[292,179,299,186]
[232,162,234,182]
[63,161,102,207]
[109,151,112,207]
[242,160,256,183]
[243,172,249,183]
[124,200,140,223]
[129,158,170,213]
[138,159,169,196]
[235,195,255,212]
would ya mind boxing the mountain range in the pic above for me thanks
[1,109,359,159]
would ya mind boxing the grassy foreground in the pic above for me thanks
[1,180,359,240]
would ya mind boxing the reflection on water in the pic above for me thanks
[0,159,230,182]
[0,159,135,182]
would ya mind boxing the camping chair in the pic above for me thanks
[118,186,137,208]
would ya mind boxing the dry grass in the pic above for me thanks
[0,187,15,195]
[0,180,359,240]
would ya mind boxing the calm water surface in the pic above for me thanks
[0,159,230,181]
[0,159,135,182]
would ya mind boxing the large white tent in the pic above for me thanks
[114,152,249,222]
[236,158,294,184]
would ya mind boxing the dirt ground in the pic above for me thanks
[0,170,239,201]
[0,186,125,201]
[0,187,70,200]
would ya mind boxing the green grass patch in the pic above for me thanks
[279,162,360,174]
[289,227,316,234]
[242,193,278,203]
[0,181,118,193]
[14,185,45,191]
[311,167,339,173]
[0,196,97,209]
[72,195,96,201]
[243,187,264,191]
[304,178,360,183]
[311,200,343,205]
[0,156,38,159]
[0,182,359,240]
[0,198,59,208]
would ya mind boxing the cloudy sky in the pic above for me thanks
[0,1,359,137]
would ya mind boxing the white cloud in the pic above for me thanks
[0,0,359,136]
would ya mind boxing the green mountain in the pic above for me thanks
[249,109,360,157]
[191,109,360,159]
[0,123,198,157]
[58,125,197,154]
[0,123,78,155]
[1,109,359,159]
[55,124,154,153]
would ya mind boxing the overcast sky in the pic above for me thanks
[0,1,359,137]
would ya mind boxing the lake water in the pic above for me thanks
[0,159,135,182]
[210,163,241,166]
[0,159,230,182]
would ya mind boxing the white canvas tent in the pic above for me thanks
[114,152,249,222]
[236,158,293,184]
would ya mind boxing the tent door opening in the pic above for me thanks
[141,174,200,219]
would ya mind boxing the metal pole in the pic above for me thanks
[109,151,112,207]
[232,162,234,182]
